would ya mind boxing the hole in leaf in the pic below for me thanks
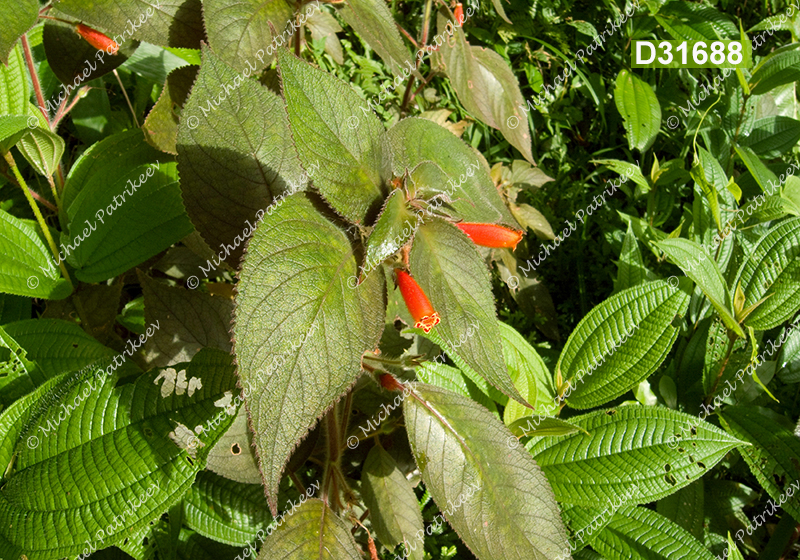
[144,427,153,437]
[186,456,194,465]
[677,447,685,453]
[72,343,78,348]
[690,426,697,436]
[605,409,617,415]
[697,461,706,469]
[664,474,677,486]
[664,464,671,472]
[231,443,242,455]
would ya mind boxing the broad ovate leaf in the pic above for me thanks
[178,46,306,264]
[529,406,744,506]
[614,70,661,153]
[556,280,690,409]
[361,445,424,559]
[436,14,533,164]
[233,193,385,513]
[409,219,526,405]
[732,217,800,330]
[278,50,389,224]
[256,499,361,560]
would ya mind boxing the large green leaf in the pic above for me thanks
[0,348,239,559]
[556,280,690,409]
[388,117,515,225]
[657,238,743,337]
[654,1,737,41]
[732,217,800,330]
[0,115,33,153]
[0,44,30,115]
[182,471,272,547]
[177,46,306,264]
[361,445,424,560]
[203,0,294,72]
[719,406,800,523]
[256,499,362,560]
[656,479,704,540]
[0,0,37,64]
[740,116,800,158]
[0,209,71,300]
[54,0,206,49]
[592,506,716,560]
[751,48,800,95]
[416,361,497,415]
[278,50,389,224]
[233,193,385,513]
[436,14,533,164]
[529,406,743,506]
[404,383,570,560]
[409,219,525,405]
[61,139,193,282]
[340,0,416,79]
[614,70,661,153]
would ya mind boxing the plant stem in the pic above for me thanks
[20,35,49,124]
[3,151,71,287]
[113,70,139,127]
[46,174,61,208]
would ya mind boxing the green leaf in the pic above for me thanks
[529,406,744,506]
[732,217,800,330]
[0,324,41,406]
[0,0,37,65]
[278,50,389,224]
[61,136,193,282]
[0,209,71,300]
[416,361,498,415]
[500,321,557,425]
[508,416,585,438]
[205,407,262,485]
[0,44,30,115]
[556,280,690,409]
[389,118,515,225]
[719,405,800,523]
[734,145,779,194]
[121,42,191,83]
[16,127,65,177]
[751,48,800,95]
[3,318,115,380]
[0,115,33,153]
[361,445,424,559]
[203,0,294,72]
[614,224,654,293]
[177,46,306,264]
[404,383,570,560]
[657,238,743,337]
[0,348,239,559]
[409,219,526,405]
[182,471,272,547]
[363,189,418,281]
[340,0,418,79]
[140,274,234,368]
[591,506,716,560]
[256,499,362,560]
[740,116,800,158]
[233,193,385,513]
[592,159,650,192]
[436,15,534,164]
[656,480,704,540]
[614,70,661,153]
[54,0,206,49]
[654,2,737,41]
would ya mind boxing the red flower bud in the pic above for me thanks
[454,3,464,23]
[456,222,523,249]
[76,24,119,55]
[395,269,440,333]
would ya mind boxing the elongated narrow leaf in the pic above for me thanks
[592,159,650,192]
[388,117,515,225]
[614,70,661,153]
[404,383,570,560]
[529,406,744,506]
[732,217,800,330]
[183,471,272,546]
[719,405,800,522]
[54,0,205,49]
[740,116,800,158]
[4,318,115,379]
[614,225,653,293]
[734,145,779,194]
[657,238,743,337]
[177,46,306,264]
[361,445,424,559]
[0,209,71,300]
[233,193,385,513]
[0,0,37,64]
[409,219,525,405]
[0,44,30,115]
[436,15,533,164]
[751,49,800,95]
[508,416,584,438]
[592,506,715,560]
[278,50,389,224]
[556,280,690,409]
[257,499,362,560]
[0,348,239,559]
[204,0,294,71]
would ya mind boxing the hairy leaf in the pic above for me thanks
[614,70,661,153]
[0,0,37,64]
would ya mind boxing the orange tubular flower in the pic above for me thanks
[76,24,120,55]
[395,269,440,333]
[456,222,523,250]
[454,2,464,22]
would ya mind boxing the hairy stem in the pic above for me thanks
[21,35,49,123]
